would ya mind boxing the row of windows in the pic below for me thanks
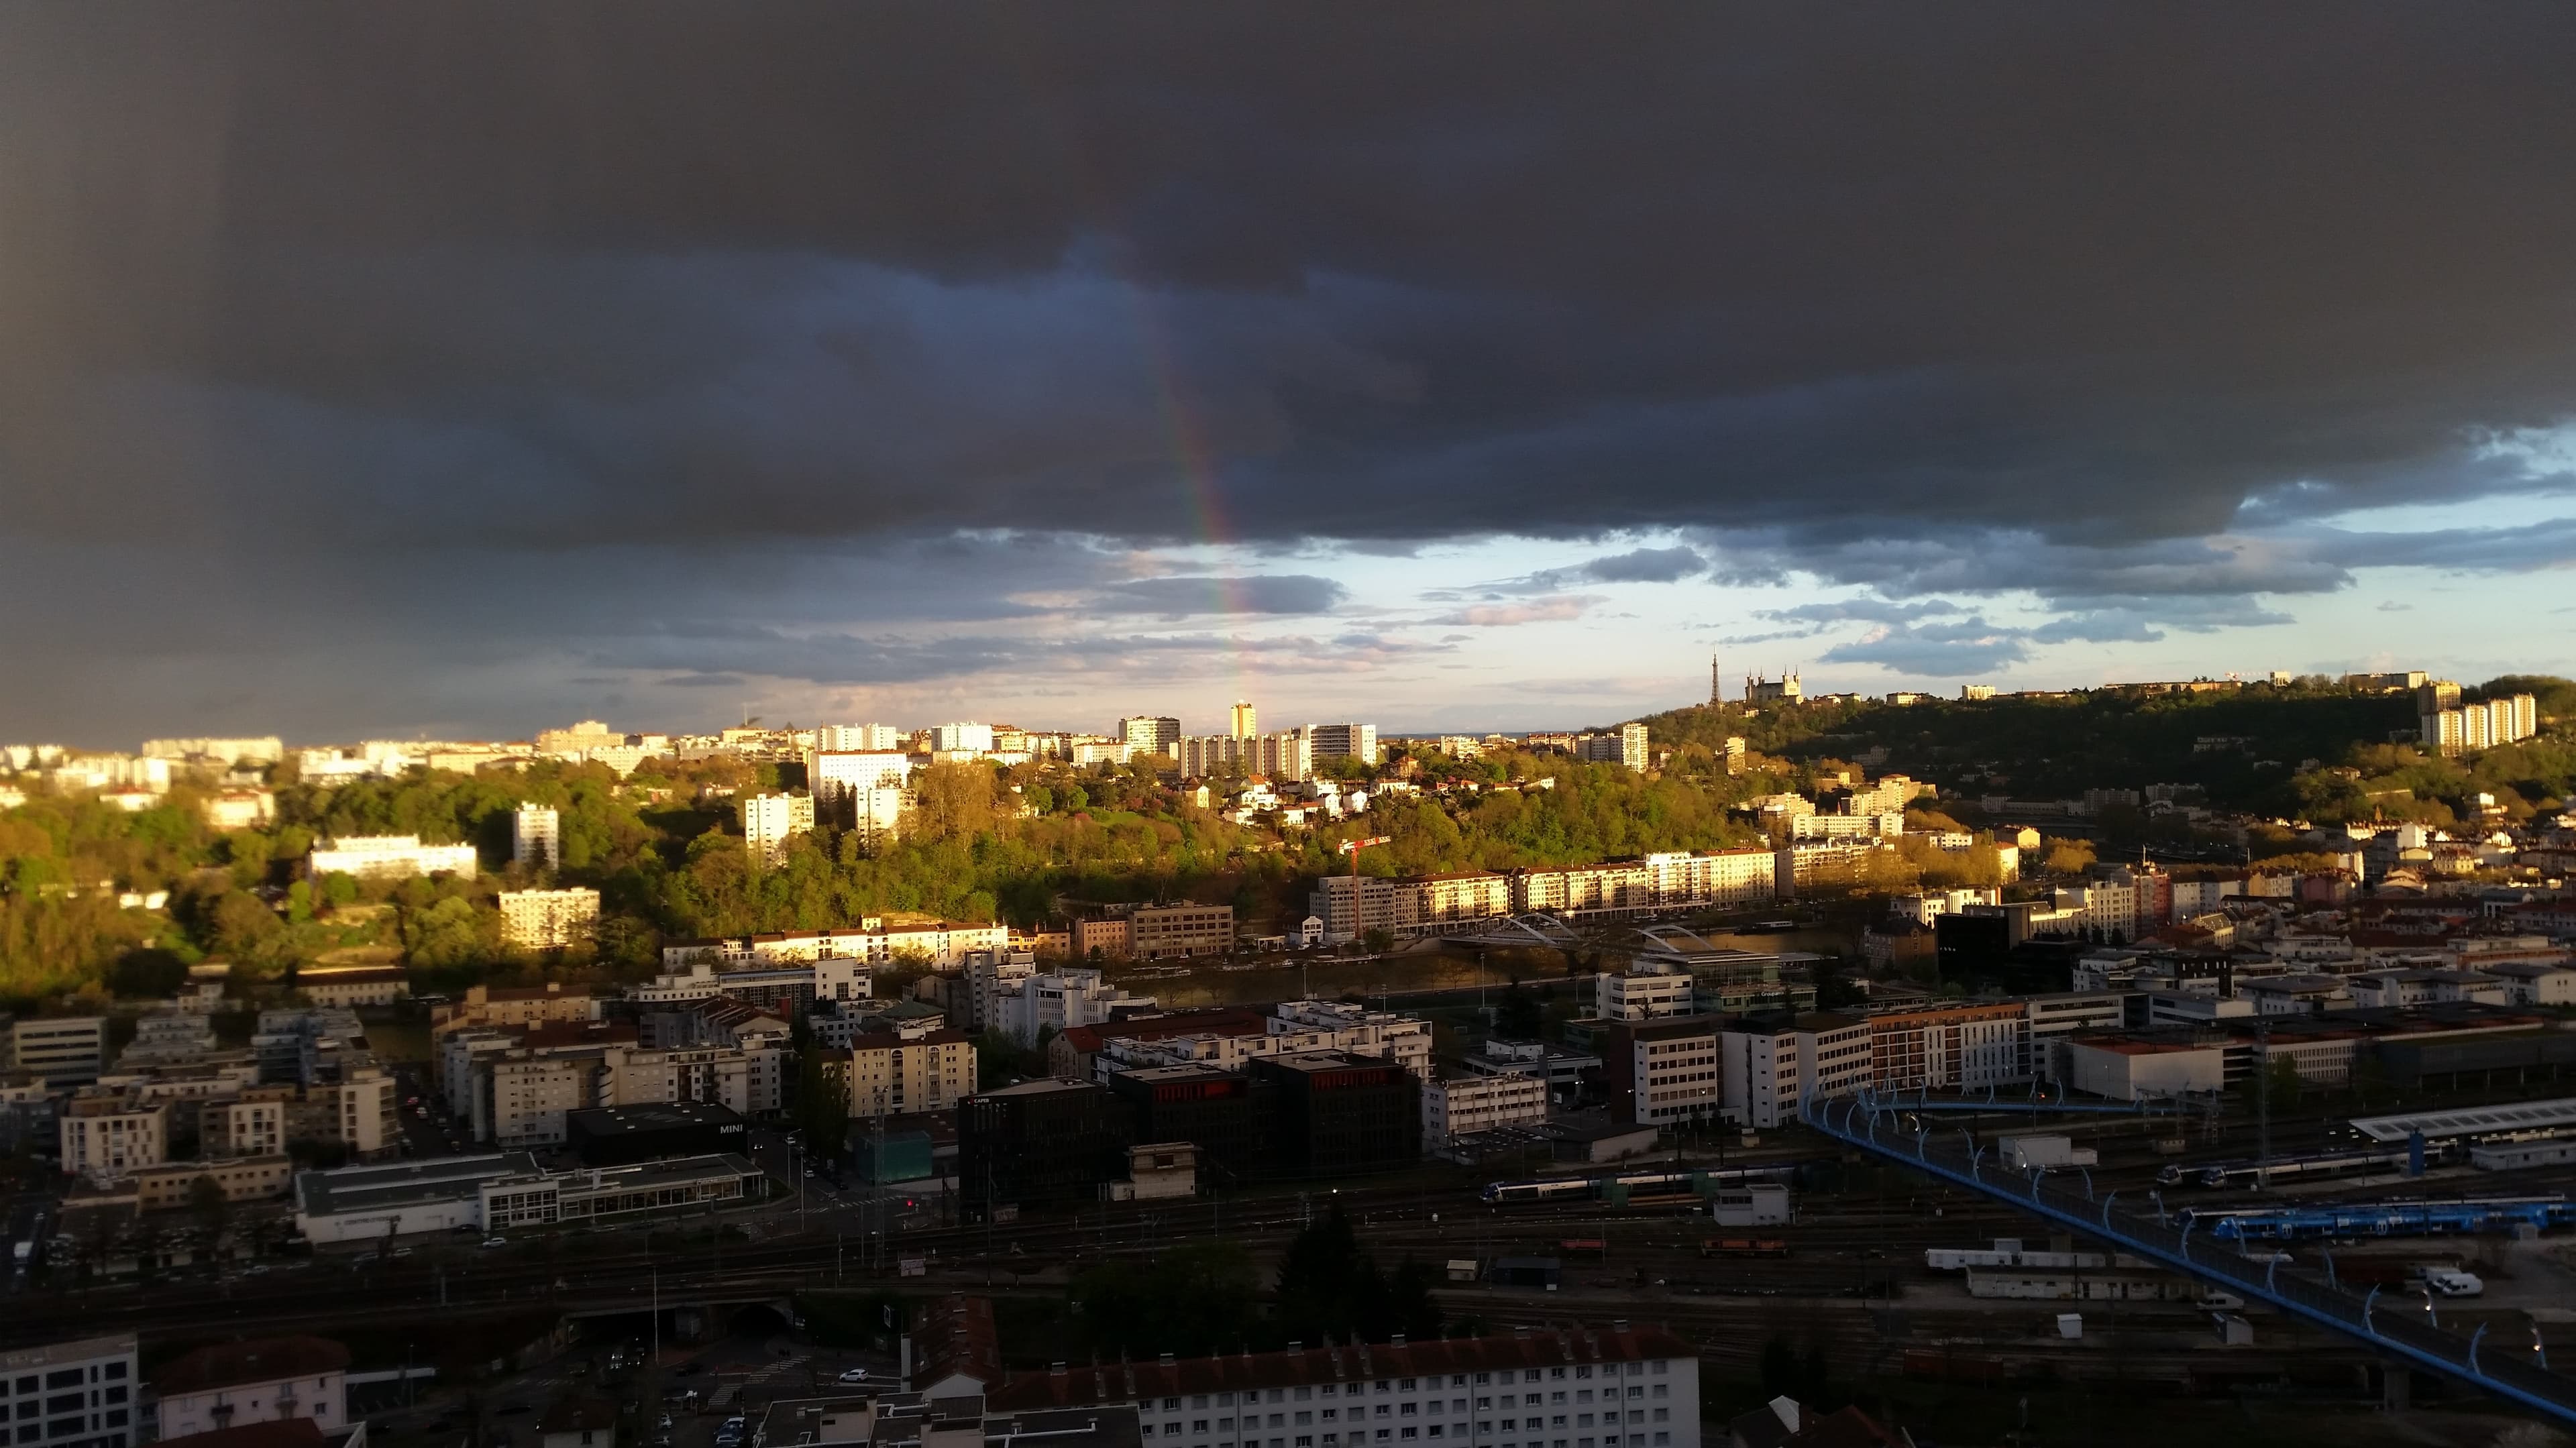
[1152,1433,1670,1448]
[1158,1408,1671,1435]
[4,1366,127,1398]
[1146,1364,1670,1412]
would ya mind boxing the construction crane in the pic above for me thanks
[1338,835,1392,877]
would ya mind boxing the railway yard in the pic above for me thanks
[14,1091,2576,1439]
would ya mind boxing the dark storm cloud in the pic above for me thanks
[1097,575,1348,620]
[7,4,2576,731]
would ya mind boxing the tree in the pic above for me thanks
[187,1174,231,1247]
[795,1046,850,1159]
[1494,981,1544,1040]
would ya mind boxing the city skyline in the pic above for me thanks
[5,9,2574,742]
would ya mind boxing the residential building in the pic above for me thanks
[1228,702,1257,740]
[201,791,276,832]
[930,722,996,755]
[816,723,902,752]
[1176,735,1252,778]
[129,1157,296,1211]
[145,736,284,765]
[1575,723,1650,772]
[808,751,913,838]
[307,835,478,880]
[497,887,601,950]
[1118,716,1181,755]
[59,1096,167,1183]
[511,803,560,871]
[1258,727,1317,783]
[846,1030,977,1119]
[992,970,1157,1046]
[661,921,1010,971]
[1046,1009,1273,1082]
[1308,723,1379,766]
[1720,1013,1871,1129]
[986,1322,1703,1448]
[739,793,816,865]
[294,966,411,1009]
[2,1334,138,1448]
[1862,1003,2029,1093]
[2482,961,2576,1007]
[1513,862,1654,915]
[1422,1072,1549,1150]
[1641,848,1781,907]
[961,950,1040,1032]
[154,1337,348,1442]
[7,1016,107,1086]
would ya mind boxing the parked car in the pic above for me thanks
[482,1235,508,1248]
[838,1369,870,1384]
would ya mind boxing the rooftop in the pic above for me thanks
[156,1336,351,1396]
[989,1324,1693,1410]
[294,1152,539,1217]
[565,1100,745,1135]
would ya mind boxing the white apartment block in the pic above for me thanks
[740,792,816,864]
[1309,872,1511,944]
[1513,862,1653,915]
[308,835,480,880]
[1574,723,1650,771]
[512,803,560,870]
[1595,972,1695,1022]
[816,723,902,752]
[6,1016,106,1085]
[156,1337,348,1441]
[202,791,276,832]
[1721,1013,1871,1129]
[498,888,601,948]
[808,748,912,805]
[667,920,1011,973]
[999,1327,1701,1448]
[1615,1021,1723,1127]
[1641,848,1780,906]
[1104,1001,1433,1081]
[994,968,1156,1046]
[962,949,1039,1032]
[1422,1073,1549,1150]
[1789,811,1903,841]
[1,1333,138,1448]
[59,1097,168,1182]
[1120,716,1181,754]
[930,722,996,754]
[144,736,283,764]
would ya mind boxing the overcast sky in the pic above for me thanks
[6,5,2576,748]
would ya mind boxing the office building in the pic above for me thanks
[154,1337,348,1442]
[6,1016,107,1086]
[2,1334,138,1448]
[511,803,560,871]
[1605,1017,1721,1127]
[1721,1013,1871,1129]
[740,792,816,865]
[1308,723,1379,766]
[987,1322,1703,1448]
[1118,716,1181,755]
[1228,702,1256,740]
[1104,1064,1270,1176]
[564,1101,748,1166]
[1862,1002,2029,1093]
[498,888,601,949]
[1421,1072,1550,1150]
[1248,1051,1419,1175]
[961,1079,1130,1215]
[1595,972,1696,1022]
[307,835,479,880]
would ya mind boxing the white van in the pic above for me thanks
[2422,1268,2484,1298]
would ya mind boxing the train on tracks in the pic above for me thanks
[2174,1193,2576,1241]
[1479,1162,1805,1205]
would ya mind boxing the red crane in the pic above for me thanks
[1338,835,1392,877]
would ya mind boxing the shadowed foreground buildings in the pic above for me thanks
[988,1323,1701,1448]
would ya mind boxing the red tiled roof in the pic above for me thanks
[154,1420,327,1448]
[912,1293,1002,1388]
[989,1325,1694,1410]
[156,1337,351,1396]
